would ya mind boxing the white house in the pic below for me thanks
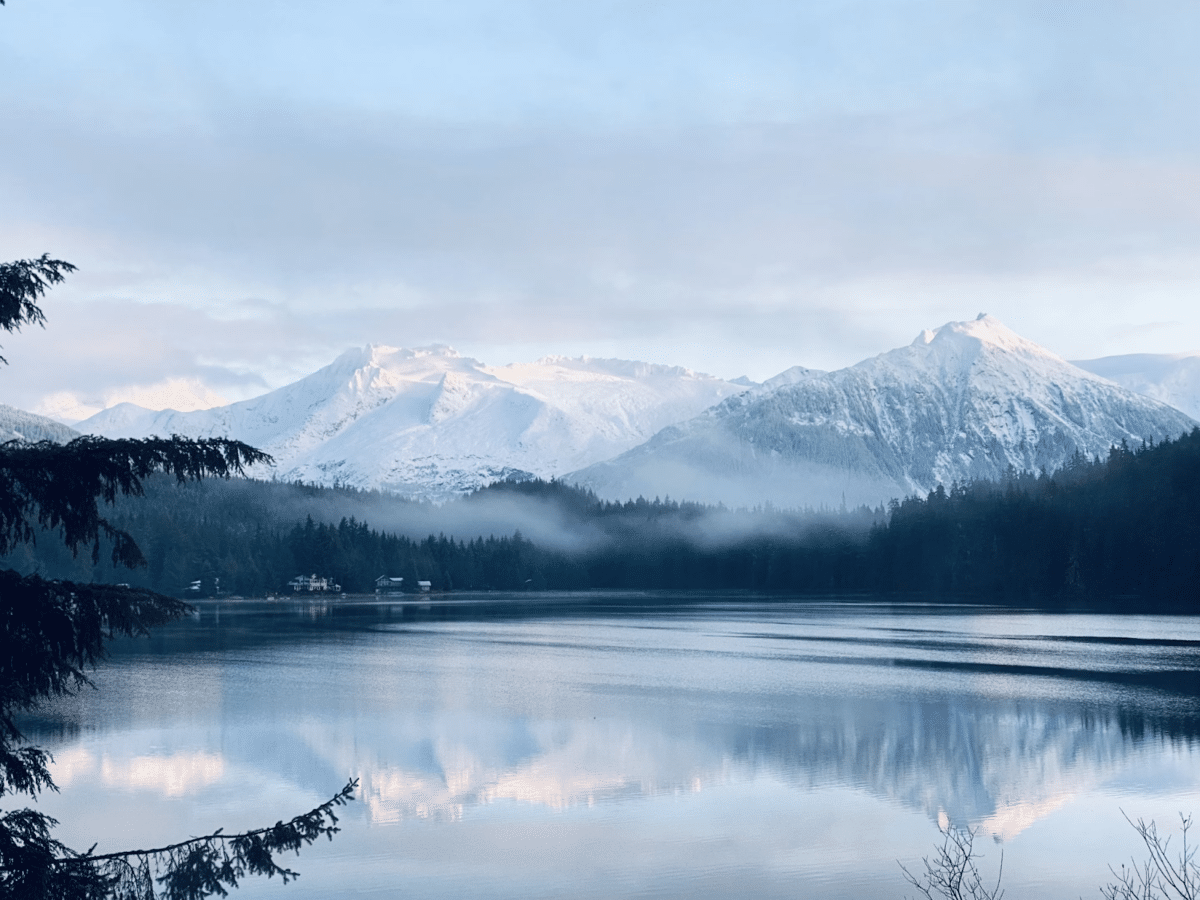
[288,574,341,593]
[375,575,404,594]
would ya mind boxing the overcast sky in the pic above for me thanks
[3,0,1199,420]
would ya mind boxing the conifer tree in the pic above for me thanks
[0,256,355,899]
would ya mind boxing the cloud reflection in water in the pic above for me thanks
[22,600,1200,898]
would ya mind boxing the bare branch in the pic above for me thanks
[1101,812,1200,900]
[900,820,1004,900]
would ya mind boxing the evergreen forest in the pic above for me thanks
[7,428,1200,611]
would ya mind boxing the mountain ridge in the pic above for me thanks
[0,404,80,444]
[72,318,1199,506]
[1073,352,1200,420]
[569,315,1197,508]
[79,345,747,499]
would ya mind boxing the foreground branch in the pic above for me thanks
[1,779,357,900]
[0,435,272,567]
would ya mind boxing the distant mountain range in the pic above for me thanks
[572,316,1196,507]
[60,317,1198,507]
[1072,353,1200,420]
[78,347,745,499]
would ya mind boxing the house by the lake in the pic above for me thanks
[288,574,341,593]
[375,575,404,594]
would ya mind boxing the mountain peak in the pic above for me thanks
[954,312,1019,339]
[904,315,1065,367]
[323,345,474,387]
[359,344,462,365]
[574,314,1196,509]
[79,344,748,498]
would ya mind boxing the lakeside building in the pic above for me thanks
[288,574,342,593]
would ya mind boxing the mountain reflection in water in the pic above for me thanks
[20,595,1200,899]
[306,697,1176,842]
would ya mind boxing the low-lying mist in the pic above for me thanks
[0,473,884,595]
[170,474,885,555]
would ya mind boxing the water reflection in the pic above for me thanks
[54,746,226,796]
[245,696,1181,842]
[20,597,1200,897]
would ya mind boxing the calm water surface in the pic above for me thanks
[21,594,1200,898]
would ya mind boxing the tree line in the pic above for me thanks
[7,428,1200,610]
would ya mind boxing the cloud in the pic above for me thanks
[39,378,230,423]
[3,1,1200,411]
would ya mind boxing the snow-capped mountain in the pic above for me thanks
[79,346,746,498]
[1073,353,1200,420]
[570,315,1197,508]
[0,404,79,444]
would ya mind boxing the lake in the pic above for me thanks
[21,593,1200,898]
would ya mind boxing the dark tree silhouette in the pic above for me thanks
[0,254,75,364]
[0,257,355,899]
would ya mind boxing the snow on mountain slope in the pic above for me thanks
[79,346,745,498]
[1073,353,1200,420]
[570,315,1198,509]
[0,404,79,444]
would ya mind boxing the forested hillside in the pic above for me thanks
[6,427,1199,609]
[871,431,1200,604]
[0,471,878,595]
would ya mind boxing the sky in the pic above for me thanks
[3,0,1200,421]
